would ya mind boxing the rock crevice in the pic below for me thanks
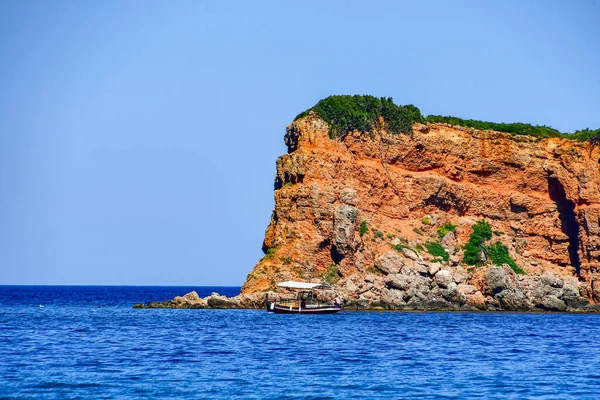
[548,175,581,274]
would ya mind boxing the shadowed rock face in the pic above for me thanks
[548,176,581,275]
[238,114,600,311]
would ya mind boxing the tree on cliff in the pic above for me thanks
[464,219,524,274]
[463,220,492,265]
[294,95,423,139]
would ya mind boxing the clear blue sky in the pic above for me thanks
[1,0,598,285]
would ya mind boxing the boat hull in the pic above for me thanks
[268,302,341,314]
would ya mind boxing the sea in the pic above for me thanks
[1,286,600,399]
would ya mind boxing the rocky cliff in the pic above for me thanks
[240,112,600,311]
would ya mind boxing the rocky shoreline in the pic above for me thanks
[133,291,265,309]
[337,261,600,313]
[133,263,600,312]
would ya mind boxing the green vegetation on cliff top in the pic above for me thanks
[295,95,423,138]
[295,95,599,143]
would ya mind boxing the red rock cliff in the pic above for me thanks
[241,113,600,310]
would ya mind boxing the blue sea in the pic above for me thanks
[1,286,600,399]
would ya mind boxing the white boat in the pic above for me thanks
[265,281,342,314]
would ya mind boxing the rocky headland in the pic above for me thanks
[136,96,600,312]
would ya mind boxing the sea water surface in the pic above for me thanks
[1,286,600,399]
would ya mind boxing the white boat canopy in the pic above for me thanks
[277,281,331,290]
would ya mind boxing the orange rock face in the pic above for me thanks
[241,114,600,303]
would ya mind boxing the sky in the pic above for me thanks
[0,0,599,285]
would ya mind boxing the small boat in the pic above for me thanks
[266,281,342,314]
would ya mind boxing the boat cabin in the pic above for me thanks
[266,280,341,314]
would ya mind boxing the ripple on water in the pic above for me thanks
[2,288,600,399]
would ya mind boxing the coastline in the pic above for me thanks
[134,263,600,313]
[133,290,600,313]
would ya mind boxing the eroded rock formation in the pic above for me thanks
[238,113,600,311]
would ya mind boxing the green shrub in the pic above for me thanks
[360,221,369,236]
[280,256,293,265]
[462,221,525,274]
[425,115,563,138]
[463,241,481,266]
[386,232,393,239]
[463,220,492,265]
[295,95,422,138]
[282,182,293,188]
[485,242,525,275]
[424,242,449,262]
[394,243,410,253]
[374,230,384,239]
[437,222,457,238]
[493,230,504,236]
[421,216,431,225]
[570,128,600,143]
[404,104,425,124]
[295,96,599,143]
[260,246,281,262]
[413,227,424,235]
[473,220,493,240]
[321,264,342,284]
[425,115,599,143]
